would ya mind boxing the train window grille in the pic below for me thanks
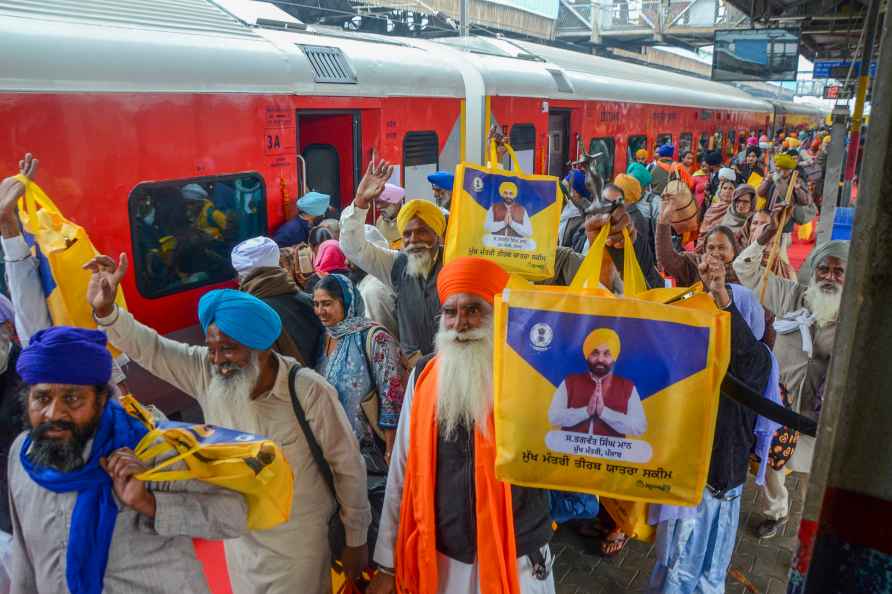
[678,133,693,158]
[727,129,736,156]
[699,133,710,154]
[403,131,439,168]
[509,124,536,152]
[128,173,267,299]
[627,134,648,163]
[589,137,615,181]
[656,133,673,151]
[298,45,357,84]
[714,131,724,152]
[302,144,341,203]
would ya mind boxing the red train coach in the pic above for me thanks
[0,0,820,416]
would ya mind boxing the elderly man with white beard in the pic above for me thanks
[369,256,554,594]
[340,158,447,365]
[84,253,371,594]
[733,228,849,539]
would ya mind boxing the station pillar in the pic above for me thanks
[793,7,892,592]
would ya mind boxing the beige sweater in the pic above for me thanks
[100,308,371,594]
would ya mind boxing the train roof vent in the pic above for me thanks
[547,68,574,94]
[0,0,257,38]
[298,45,357,84]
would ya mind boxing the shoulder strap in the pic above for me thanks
[287,365,337,500]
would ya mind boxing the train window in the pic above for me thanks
[699,133,710,155]
[627,134,648,163]
[678,133,693,158]
[727,129,736,156]
[656,133,673,150]
[509,124,536,172]
[713,131,724,152]
[589,137,615,180]
[303,143,341,203]
[129,173,267,299]
[403,131,439,200]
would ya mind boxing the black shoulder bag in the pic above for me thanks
[287,365,347,565]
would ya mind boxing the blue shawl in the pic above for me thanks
[20,398,148,594]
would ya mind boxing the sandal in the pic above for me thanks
[599,529,629,557]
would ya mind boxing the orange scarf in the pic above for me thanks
[396,357,520,594]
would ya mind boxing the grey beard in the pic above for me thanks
[434,319,494,440]
[405,247,436,279]
[205,353,262,430]
[805,279,842,325]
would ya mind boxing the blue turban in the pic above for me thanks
[657,144,675,158]
[427,171,454,191]
[297,191,330,217]
[17,327,112,386]
[565,170,591,199]
[198,289,282,350]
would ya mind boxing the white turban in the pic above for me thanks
[718,168,737,183]
[182,183,209,202]
[231,236,281,274]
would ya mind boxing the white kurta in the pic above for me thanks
[375,369,556,594]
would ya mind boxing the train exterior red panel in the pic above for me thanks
[489,96,771,177]
[0,92,461,337]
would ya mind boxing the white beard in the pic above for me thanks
[405,245,436,278]
[434,317,494,440]
[805,278,842,326]
[205,352,262,432]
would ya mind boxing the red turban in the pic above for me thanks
[436,257,510,304]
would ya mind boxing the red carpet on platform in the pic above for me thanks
[194,540,232,594]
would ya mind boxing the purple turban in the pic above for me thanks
[17,327,112,386]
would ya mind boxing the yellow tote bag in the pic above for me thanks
[121,396,294,531]
[444,141,560,280]
[492,224,730,509]
[15,176,127,340]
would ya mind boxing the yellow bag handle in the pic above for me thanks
[14,175,63,236]
[487,140,523,173]
[569,223,646,296]
[569,223,610,290]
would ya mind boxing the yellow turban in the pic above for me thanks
[583,328,621,359]
[635,148,648,160]
[774,153,798,170]
[822,135,831,145]
[498,181,518,199]
[786,137,801,148]
[613,173,642,204]
[397,199,447,237]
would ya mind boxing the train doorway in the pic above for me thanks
[547,110,571,178]
[297,111,361,211]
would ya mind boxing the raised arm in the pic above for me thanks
[654,221,698,287]
[86,253,211,401]
[0,154,52,344]
[339,158,400,290]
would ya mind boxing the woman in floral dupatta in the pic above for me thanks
[312,273,405,471]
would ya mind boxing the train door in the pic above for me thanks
[297,111,361,210]
[547,111,571,178]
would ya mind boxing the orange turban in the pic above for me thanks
[436,257,510,304]
[635,148,648,160]
[613,173,642,204]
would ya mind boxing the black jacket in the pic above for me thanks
[708,300,772,494]
[0,344,25,533]
[414,355,552,562]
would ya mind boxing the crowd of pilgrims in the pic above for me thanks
[0,126,847,594]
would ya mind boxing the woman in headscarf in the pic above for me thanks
[313,273,405,472]
[699,177,736,238]
[721,184,756,236]
[655,204,741,287]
